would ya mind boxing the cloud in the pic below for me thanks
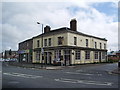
[2,0,119,2]
[1,1,118,52]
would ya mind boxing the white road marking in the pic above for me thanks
[65,72,93,76]
[3,72,43,79]
[67,71,102,76]
[0,71,1,73]
[54,78,112,86]
[8,81,19,84]
[76,70,83,72]
[108,72,112,74]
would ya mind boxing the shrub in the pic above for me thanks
[108,58,119,63]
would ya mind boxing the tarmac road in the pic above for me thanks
[2,62,120,88]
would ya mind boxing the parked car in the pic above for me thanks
[4,59,10,62]
[10,58,18,62]
[0,58,4,62]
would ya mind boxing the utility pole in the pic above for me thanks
[9,49,12,61]
[37,22,44,68]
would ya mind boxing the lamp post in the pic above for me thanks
[37,22,44,68]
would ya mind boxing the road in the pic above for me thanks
[2,62,120,88]
[0,62,2,90]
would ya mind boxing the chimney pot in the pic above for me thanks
[44,25,51,33]
[70,19,77,31]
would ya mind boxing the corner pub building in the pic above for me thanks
[32,19,107,66]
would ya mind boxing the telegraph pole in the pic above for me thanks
[37,22,44,68]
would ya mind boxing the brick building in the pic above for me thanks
[18,38,33,63]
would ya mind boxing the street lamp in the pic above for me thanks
[37,22,44,68]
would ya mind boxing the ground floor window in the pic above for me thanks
[23,54,26,61]
[102,52,106,59]
[75,50,81,60]
[36,51,40,61]
[54,50,61,61]
[94,51,98,59]
[85,51,90,59]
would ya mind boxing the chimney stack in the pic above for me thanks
[44,25,51,33]
[70,19,77,31]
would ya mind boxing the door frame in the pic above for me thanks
[99,52,101,63]
[44,51,52,65]
[63,49,71,66]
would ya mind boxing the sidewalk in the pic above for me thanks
[6,62,120,73]
[7,62,64,70]
[111,68,120,74]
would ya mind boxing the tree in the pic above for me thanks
[9,49,12,55]
[110,51,114,54]
[4,50,7,59]
[1,52,3,58]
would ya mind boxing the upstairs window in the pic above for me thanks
[58,37,64,45]
[86,39,88,47]
[27,43,29,47]
[100,43,102,49]
[104,43,106,49]
[37,40,39,47]
[44,39,47,47]
[74,37,77,45]
[95,42,97,48]
[48,38,51,46]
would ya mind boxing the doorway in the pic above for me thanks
[99,52,101,63]
[64,50,71,66]
[44,52,52,65]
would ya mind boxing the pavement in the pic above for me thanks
[6,62,64,70]
[5,61,120,74]
[111,68,120,74]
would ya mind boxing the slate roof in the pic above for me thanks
[33,27,107,41]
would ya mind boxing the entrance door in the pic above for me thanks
[64,50,71,66]
[44,52,52,65]
[44,52,47,64]
[48,52,52,65]
[99,52,101,63]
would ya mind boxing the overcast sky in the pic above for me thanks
[1,0,119,52]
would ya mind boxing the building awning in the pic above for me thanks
[18,50,29,54]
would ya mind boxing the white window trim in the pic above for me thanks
[75,50,81,60]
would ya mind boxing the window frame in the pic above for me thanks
[102,52,106,59]
[75,50,81,60]
[54,50,61,60]
[104,43,106,49]
[48,38,51,46]
[36,51,40,61]
[85,51,90,60]
[44,39,47,47]
[95,42,97,49]
[74,37,77,45]
[86,39,88,47]
[100,43,102,49]
[58,37,63,45]
[37,40,40,47]
[94,51,98,59]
